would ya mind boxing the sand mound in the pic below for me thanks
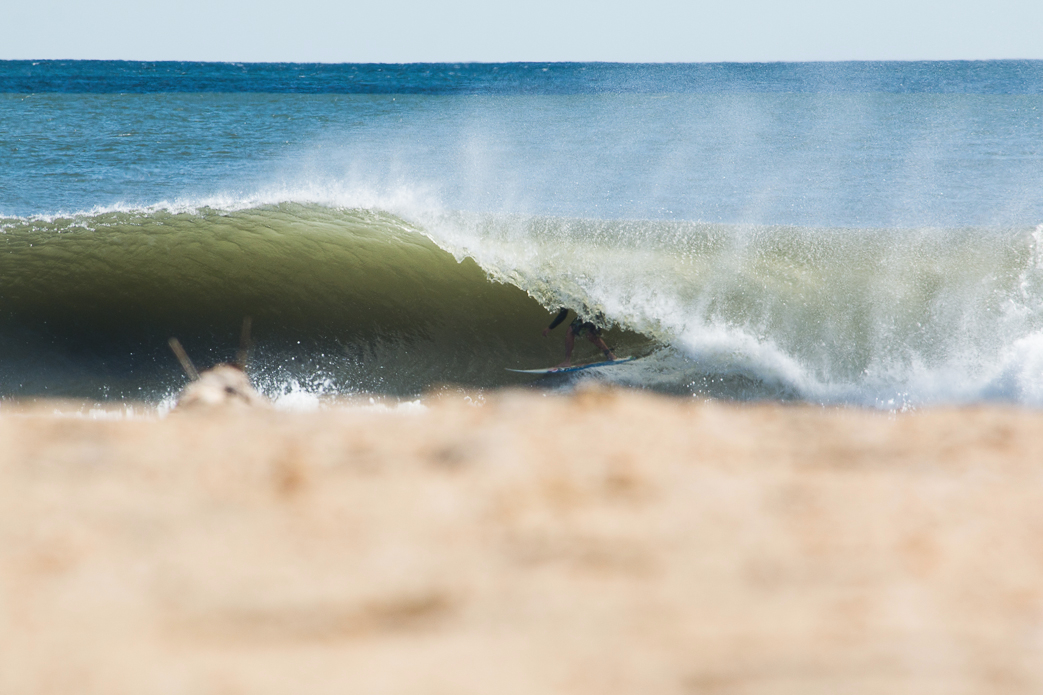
[2,389,1042,694]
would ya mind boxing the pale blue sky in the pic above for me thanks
[6,0,1043,62]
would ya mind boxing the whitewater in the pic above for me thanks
[2,61,1043,407]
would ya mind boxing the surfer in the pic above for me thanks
[542,308,616,368]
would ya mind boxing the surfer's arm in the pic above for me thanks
[543,308,569,336]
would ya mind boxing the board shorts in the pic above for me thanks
[569,317,602,338]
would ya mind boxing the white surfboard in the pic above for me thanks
[506,356,636,375]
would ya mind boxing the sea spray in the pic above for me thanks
[4,61,1043,406]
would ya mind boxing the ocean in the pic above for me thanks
[3,60,1043,408]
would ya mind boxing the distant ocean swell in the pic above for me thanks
[3,202,1043,408]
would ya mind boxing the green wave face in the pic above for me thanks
[0,204,646,400]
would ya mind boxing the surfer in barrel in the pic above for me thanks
[542,308,616,369]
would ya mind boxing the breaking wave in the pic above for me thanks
[3,201,1043,408]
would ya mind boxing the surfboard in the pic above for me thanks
[506,356,636,375]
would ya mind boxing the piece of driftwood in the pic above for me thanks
[170,318,268,409]
[175,363,268,409]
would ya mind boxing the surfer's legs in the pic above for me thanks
[587,333,616,360]
[556,326,577,368]
[557,325,614,367]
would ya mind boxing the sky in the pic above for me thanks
[5,0,1043,63]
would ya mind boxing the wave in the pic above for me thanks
[0,204,647,401]
[3,201,1043,407]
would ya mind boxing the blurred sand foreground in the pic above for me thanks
[2,388,1043,695]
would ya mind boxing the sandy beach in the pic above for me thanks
[2,388,1043,694]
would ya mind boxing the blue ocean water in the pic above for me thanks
[3,61,1043,407]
